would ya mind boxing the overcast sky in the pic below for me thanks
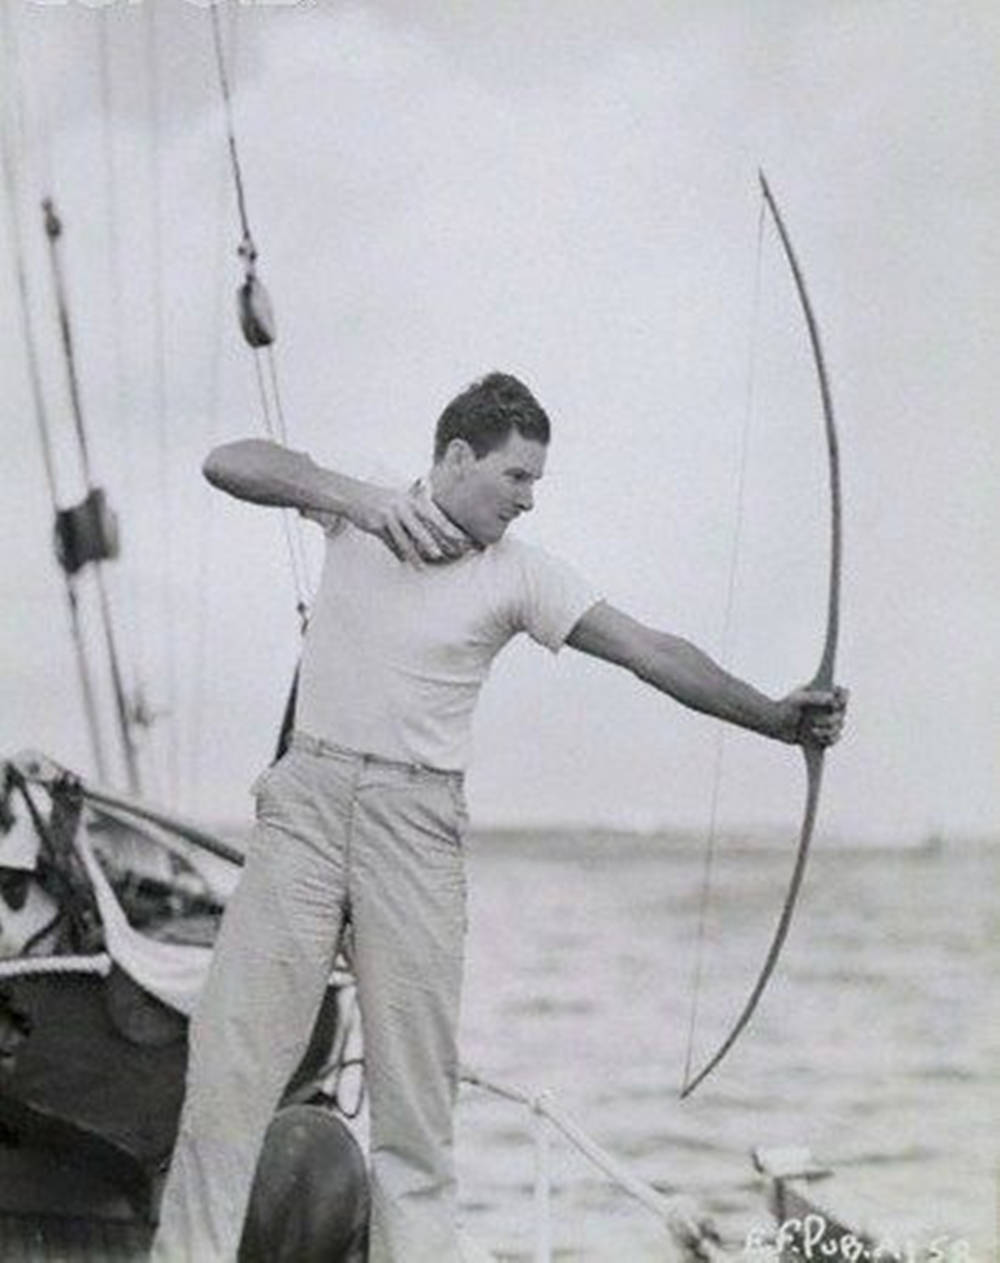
[1,1,997,845]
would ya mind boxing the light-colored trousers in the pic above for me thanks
[151,732,468,1263]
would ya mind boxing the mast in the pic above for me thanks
[42,199,142,796]
[0,12,111,784]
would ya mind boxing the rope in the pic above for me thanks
[0,6,109,782]
[329,982,366,1119]
[96,9,129,497]
[0,10,57,508]
[97,8,147,760]
[14,779,95,950]
[93,564,142,796]
[189,105,235,811]
[0,954,111,980]
[15,3,55,228]
[79,781,245,869]
[144,0,180,807]
[19,907,65,958]
[41,199,94,484]
[208,1,255,265]
[206,0,313,614]
[252,345,276,436]
[460,1069,722,1259]
[265,345,290,445]
[267,345,313,606]
[250,346,311,606]
[42,200,142,797]
[680,193,767,1094]
[252,342,311,611]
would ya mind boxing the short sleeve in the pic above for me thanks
[508,540,601,653]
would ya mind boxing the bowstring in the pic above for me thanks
[680,190,767,1094]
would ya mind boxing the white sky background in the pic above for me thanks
[1,0,997,844]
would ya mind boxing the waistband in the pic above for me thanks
[288,730,464,788]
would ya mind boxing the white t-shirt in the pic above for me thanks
[297,513,600,771]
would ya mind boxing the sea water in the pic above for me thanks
[453,832,998,1261]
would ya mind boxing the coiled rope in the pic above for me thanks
[0,954,111,980]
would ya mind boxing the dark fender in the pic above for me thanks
[239,1104,369,1263]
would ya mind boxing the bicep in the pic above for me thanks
[565,601,657,672]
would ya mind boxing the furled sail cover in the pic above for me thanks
[74,831,210,1018]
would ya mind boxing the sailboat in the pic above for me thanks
[0,748,362,1257]
[0,193,360,1250]
[0,6,367,1255]
[0,6,878,1261]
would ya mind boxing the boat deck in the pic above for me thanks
[0,1146,155,1262]
[0,1214,152,1261]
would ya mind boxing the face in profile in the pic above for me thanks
[443,432,547,546]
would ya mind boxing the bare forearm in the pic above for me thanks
[202,439,369,516]
[635,632,787,740]
[202,438,471,565]
[568,604,844,748]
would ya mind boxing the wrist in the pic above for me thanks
[313,468,373,522]
[767,696,798,743]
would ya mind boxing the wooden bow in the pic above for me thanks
[680,172,843,1098]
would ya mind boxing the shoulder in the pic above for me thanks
[475,534,573,596]
[496,536,599,601]
[483,534,602,652]
[489,533,568,575]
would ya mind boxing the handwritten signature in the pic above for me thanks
[743,1214,974,1263]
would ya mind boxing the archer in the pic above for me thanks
[152,371,847,1262]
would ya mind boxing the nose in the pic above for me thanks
[514,484,534,512]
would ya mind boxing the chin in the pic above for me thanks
[463,516,501,546]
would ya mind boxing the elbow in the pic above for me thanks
[202,448,226,488]
[637,631,697,692]
[202,440,258,493]
[625,630,664,684]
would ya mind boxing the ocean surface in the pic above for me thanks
[443,830,997,1261]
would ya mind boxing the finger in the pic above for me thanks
[812,714,844,742]
[414,495,463,533]
[384,521,423,567]
[398,506,446,561]
[414,505,467,553]
[378,528,405,562]
[793,688,838,708]
[796,689,849,716]
[411,506,465,557]
[423,522,464,557]
[797,711,838,746]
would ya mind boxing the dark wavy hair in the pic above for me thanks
[433,372,551,463]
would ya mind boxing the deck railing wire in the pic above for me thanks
[460,1067,720,1263]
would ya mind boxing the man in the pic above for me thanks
[152,372,846,1262]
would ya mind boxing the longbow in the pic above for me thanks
[680,171,843,1099]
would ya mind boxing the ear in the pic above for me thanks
[442,438,476,471]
